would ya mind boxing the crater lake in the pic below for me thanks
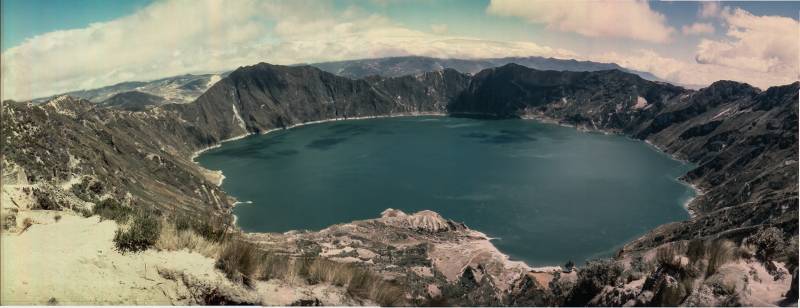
[196,116,696,266]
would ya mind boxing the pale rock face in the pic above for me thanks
[380,209,460,233]
[633,96,648,109]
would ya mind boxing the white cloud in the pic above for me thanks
[431,24,449,35]
[699,2,721,18]
[486,0,675,43]
[592,48,795,89]
[681,22,715,35]
[695,8,798,77]
[1,0,575,100]
[1,0,795,100]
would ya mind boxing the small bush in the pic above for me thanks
[53,214,62,222]
[194,216,228,242]
[785,236,798,271]
[155,221,221,258]
[93,199,132,223]
[32,189,63,210]
[77,207,93,218]
[216,239,263,286]
[565,259,624,306]
[745,227,786,262]
[21,217,34,232]
[71,177,102,202]
[114,212,161,253]
[258,253,292,281]
[686,239,706,263]
[175,215,192,232]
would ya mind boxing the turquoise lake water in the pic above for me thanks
[197,116,695,266]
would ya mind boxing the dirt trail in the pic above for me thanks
[0,211,363,305]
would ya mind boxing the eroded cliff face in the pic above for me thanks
[2,62,797,306]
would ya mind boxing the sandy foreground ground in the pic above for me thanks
[0,210,362,305]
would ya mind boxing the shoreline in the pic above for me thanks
[189,111,447,186]
[189,111,704,270]
[523,112,703,219]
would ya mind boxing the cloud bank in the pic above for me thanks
[696,8,798,76]
[682,22,715,35]
[2,0,796,100]
[486,0,675,43]
[1,0,575,100]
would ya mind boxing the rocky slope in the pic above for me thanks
[33,73,225,105]
[101,91,167,111]
[31,55,662,108]
[2,62,797,305]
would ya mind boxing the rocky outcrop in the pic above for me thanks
[101,91,166,111]
[243,208,531,306]
[167,63,469,145]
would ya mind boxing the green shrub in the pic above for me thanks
[77,207,93,218]
[565,259,624,306]
[71,177,102,202]
[745,227,786,262]
[686,239,706,264]
[93,199,132,223]
[175,215,192,232]
[216,239,263,287]
[32,188,63,210]
[786,236,798,271]
[114,212,161,253]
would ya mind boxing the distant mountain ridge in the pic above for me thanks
[100,91,167,111]
[31,56,664,107]
[33,73,226,105]
[307,56,664,81]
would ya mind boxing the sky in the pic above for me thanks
[1,0,798,100]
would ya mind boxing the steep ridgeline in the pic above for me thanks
[1,96,232,218]
[33,73,225,105]
[101,91,166,111]
[166,63,470,144]
[451,63,798,250]
[309,55,663,82]
[2,63,471,217]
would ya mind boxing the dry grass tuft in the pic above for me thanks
[154,212,406,305]
[216,238,264,287]
[155,221,222,258]
[656,244,683,269]
[706,239,737,276]
[686,239,706,263]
